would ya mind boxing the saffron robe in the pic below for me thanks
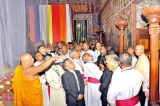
[12,65,43,106]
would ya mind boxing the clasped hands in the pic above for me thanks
[77,94,83,100]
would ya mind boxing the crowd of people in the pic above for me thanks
[12,40,150,106]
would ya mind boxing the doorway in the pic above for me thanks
[74,20,87,43]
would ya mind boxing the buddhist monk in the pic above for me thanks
[12,53,60,106]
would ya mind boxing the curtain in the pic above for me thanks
[0,0,26,78]
[0,0,48,78]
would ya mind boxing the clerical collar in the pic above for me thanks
[121,67,132,72]
[86,61,94,63]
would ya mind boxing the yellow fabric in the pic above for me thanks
[12,65,43,106]
[48,5,53,44]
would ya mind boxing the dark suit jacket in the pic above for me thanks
[99,68,113,102]
[97,54,107,65]
[62,70,85,103]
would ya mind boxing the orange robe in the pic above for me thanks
[12,65,43,106]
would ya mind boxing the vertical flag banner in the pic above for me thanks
[29,4,72,44]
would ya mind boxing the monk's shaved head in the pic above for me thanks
[135,45,144,57]
[20,53,30,61]
[136,45,144,50]
[20,53,34,65]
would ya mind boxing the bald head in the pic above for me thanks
[127,47,135,56]
[20,53,34,66]
[82,53,93,63]
[135,45,144,57]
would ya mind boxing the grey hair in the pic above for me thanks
[82,54,87,63]
[108,54,119,62]
[82,53,94,63]
[108,50,115,55]
[62,58,70,71]
[119,52,132,65]
[69,49,76,59]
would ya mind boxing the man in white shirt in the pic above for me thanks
[94,42,101,62]
[37,45,47,60]
[127,47,137,68]
[82,53,102,106]
[34,52,50,106]
[69,49,86,79]
[56,45,69,63]
[81,43,95,63]
[34,52,43,66]
[107,52,143,106]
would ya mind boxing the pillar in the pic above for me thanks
[115,21,128,54]
[96,30,103,44]
[142,5,160,105]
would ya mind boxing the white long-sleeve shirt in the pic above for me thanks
[94,50,100,62]
[132,55,137,68]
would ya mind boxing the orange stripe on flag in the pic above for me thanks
[60,4,66,42]
[29,6,35,42]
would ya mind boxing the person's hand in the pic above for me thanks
[98,85,100,91]
[52,56,62,61]
[60,84,63,88]
[99,63,105,71]
[77,94,83,100]
[45,81,49,85]
[145,91,149,98]
[99,63,104,68]
[84,79,88,85]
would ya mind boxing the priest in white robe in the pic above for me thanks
[107,52,143,106]
[82,53,102,106]
[45,65,66,106]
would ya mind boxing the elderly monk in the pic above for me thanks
[12,53,59,106]
[134,45,150,106]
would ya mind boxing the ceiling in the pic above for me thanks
[49,0,98,4]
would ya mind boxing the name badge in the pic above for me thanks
[59,78,62,84]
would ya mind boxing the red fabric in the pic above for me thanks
[52,5,61,44]
[116,95,139,106]
[81,74,85,79]
[88,77,100,83]
[48,86,50,98]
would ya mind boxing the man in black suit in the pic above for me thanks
[99,55,113,106]
[62,58,85,106]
